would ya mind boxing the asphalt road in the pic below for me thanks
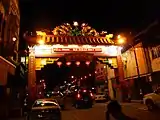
[10,102,160,120]
[62,102,160,120]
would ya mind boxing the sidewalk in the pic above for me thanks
[131,100,143,103]
[9,117,25,120]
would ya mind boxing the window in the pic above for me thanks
[33,100,58,107]
[151,46,160,59]
[155,87,160,94]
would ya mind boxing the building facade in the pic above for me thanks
[148,45,160,90]
[0,0,21,118]
[120,21,160,100]
[1,0,20,61]
[121,42,153,100]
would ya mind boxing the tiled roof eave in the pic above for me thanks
[25,35,117,46]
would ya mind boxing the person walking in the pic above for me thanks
[105,100,137,120]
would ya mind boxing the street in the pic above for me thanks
[10,102,160,120]
[62,103,160,120]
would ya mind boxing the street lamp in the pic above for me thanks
[117,35,125,44]
[118,34,140,76]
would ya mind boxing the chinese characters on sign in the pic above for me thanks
[53,48,102,52]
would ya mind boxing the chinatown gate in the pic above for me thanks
[24,25,124,101]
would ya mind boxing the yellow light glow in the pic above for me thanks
[38,40,45,45]
[36,31,46,36]
[118,38,125,44]
[117,35,121,39]
[41,59,46,65]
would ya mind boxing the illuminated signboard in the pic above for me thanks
[53,48,102,52]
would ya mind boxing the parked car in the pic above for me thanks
[143,87,160,111]
[73,89,94,108]
[27,98,61,120]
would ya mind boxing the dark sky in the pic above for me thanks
[19,0,159,88]
[20,0,159,34]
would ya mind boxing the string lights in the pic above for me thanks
[57,61,62,67]
[56,61,92,67]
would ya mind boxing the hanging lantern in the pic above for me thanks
[89,74,92,76]
[75,61,80,66]
[66,62,71,66]
[85,61,90,66]
[57,61,62,67]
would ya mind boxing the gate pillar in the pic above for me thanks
[28,47,36,100]
[116,55,124,101]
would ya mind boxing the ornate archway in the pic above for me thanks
[24,22,124,100]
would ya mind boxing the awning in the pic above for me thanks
[0,56,16,85]
[0,56,16,75]
[44,36,114,45]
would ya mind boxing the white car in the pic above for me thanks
[95,93,106,102]
[143,87,160,111]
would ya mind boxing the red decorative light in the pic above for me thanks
[66,62,71,66]
[83,90,86,92]
[85,61,90,66]
[75,61,80,66]
[77,94,81,98]
[89,74,92,76]
[57,61,62,67]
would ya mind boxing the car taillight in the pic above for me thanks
[77,94,81,98]
[90,93,93,97]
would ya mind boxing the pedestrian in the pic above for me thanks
[105,100,137,120]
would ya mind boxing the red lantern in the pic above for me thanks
[85,61,90,66]
[75,61,80,66]
[66,62,71,66]
[57,61,62,67]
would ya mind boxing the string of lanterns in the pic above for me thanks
[56,61,91,67]
[70,72,97,83]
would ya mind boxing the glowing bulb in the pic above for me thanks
[73,21,78,26]
[12,37,16,41]
[66,62,71,66]
[117,35,121,39]
[38,40,45,45]
[76,61,80,66]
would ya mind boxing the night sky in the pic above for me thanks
[20,0,159,34]
[19,0,159,88]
